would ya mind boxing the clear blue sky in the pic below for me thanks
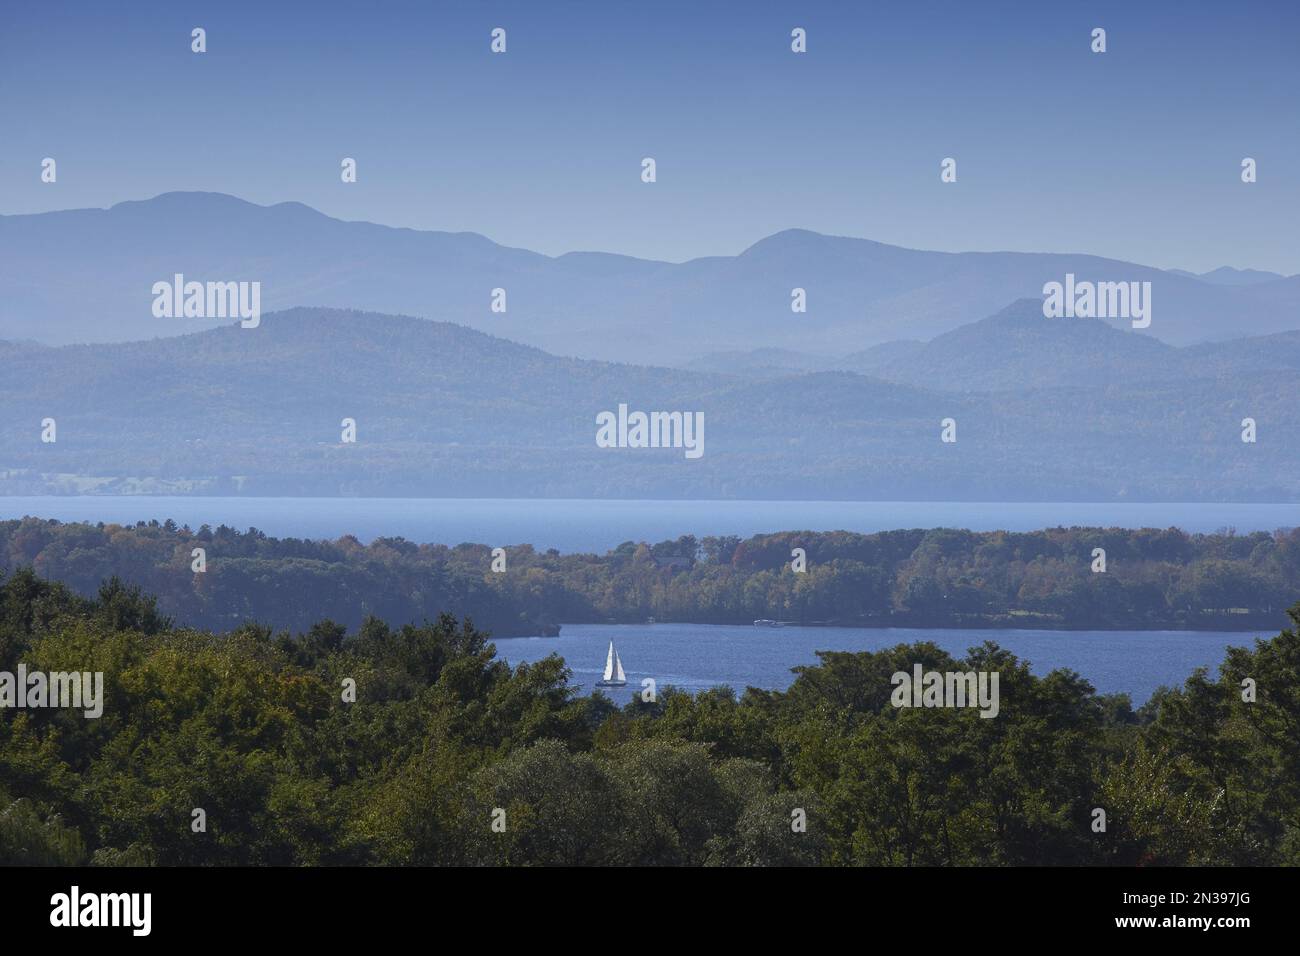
[1,0,1296,273]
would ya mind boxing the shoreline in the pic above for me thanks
[495,620,1274,638]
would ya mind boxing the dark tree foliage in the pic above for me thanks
[1,519,1296,636]
[2,570,1298,866]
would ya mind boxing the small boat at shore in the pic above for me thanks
[753,619,785,628]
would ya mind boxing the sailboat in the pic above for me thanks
[595,640,627,687]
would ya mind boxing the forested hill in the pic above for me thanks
[2,517,1297,635]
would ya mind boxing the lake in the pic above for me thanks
[2,496,1296,553]
[494,623,1258,705]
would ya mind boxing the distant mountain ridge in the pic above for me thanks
[682,299,1300,390]
[1,305,1297,501]
[1167,266,1288,286]
[3,192,1298,364]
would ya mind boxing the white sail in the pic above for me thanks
[614,649,626,683]
[603,641,616,681]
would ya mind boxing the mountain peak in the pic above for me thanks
[1198,265,1286,286]
[112,191,265,212]
[106,191,338,225]
[739,228,859,256]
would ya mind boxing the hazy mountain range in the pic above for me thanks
[692,299,1300,389]
[1,305,1296,501]
[3,192,1298,365]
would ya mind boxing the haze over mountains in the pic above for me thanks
[3,192,1298,364]
[1168,266,1288,286]
[1,306,1296,501]
[693,299,1300,390]
[4,193,1296,501]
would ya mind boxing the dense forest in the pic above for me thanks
[2,517,1298,634]
[2,569,1298,866]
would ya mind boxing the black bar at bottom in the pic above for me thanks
[0,864,1279,942]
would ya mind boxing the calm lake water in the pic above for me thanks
[2,496,1296,553]
[495,623,1258,705]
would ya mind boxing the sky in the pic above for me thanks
[1,0,1297,273]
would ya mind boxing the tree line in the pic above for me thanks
[2,518,1298,634]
